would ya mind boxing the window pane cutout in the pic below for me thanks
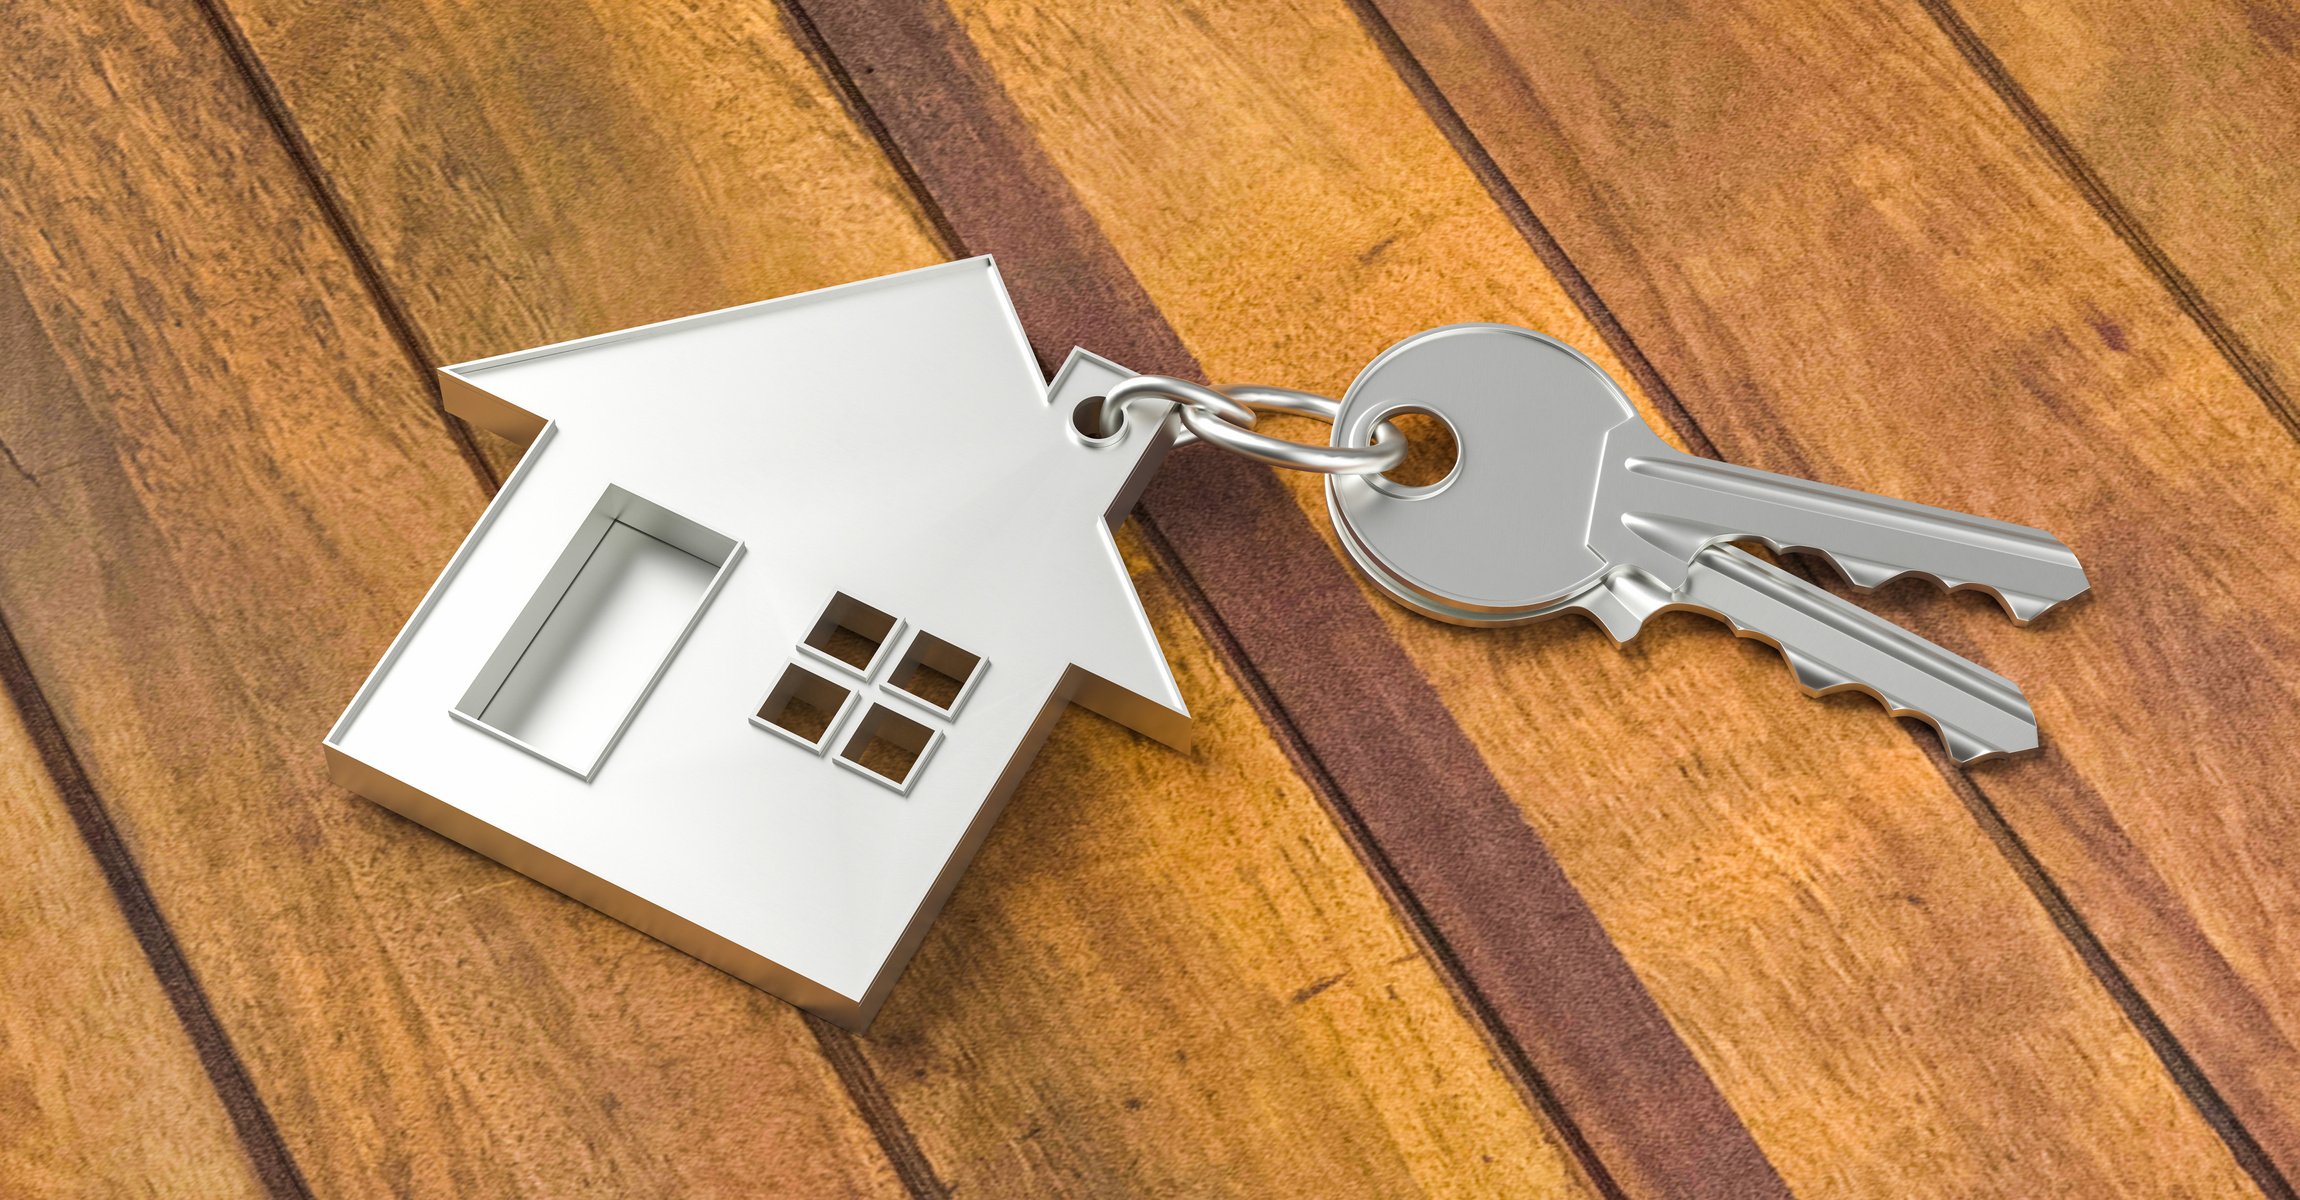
[836,703,943,795]
[885,628,987,718]
[752,662,861,753]
[453,484,742,780]
[799,592,902,680]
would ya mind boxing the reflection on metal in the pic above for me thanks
[450,483,743,780]
[326,258,1190,1031]
[327,261,2091,1031]
[1324,324,2089,763]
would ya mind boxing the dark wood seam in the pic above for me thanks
[184,2,950,1192]
[1914,0,2300,443]
[769,5,1606,1187]
[1128,514,1627,1200]
[773,1,1788,1194]
[1926,746,2297,1199]
[806,1018,952,1200]
[0,615,314,1200]
[185,0,502,495]
[1356,3,2298,1193]
[1339,0,1719,461]
[778,8,1612,1187]
[773,0,968,262]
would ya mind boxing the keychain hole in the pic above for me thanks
[1070,395,1123,446]
[1369,406,1460,499]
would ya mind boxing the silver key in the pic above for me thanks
[1324,324,2088,762]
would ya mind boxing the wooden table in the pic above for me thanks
[4,0,2295,1195]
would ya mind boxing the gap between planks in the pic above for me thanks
[1348,1,2297,1196]
[1911,0,2300,446]
[0,614,314,1200]
[771,0,1790,1196]
[4,1,954,1196]
[1122,513,1627,1198]
[184,0,498,498]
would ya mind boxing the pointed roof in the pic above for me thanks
[439,256,1187,742]
[327,257,1191,1015]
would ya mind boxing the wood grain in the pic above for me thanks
[1933,0,2300,424]
[0,0,906,1194]
[164,0,1600,1193]
[0,651,265,1197]
[5,0,2291,1191]
[927,0,2266,1194]
[863,528,1588,1196]
[787,2,1783,1194]
[1372,0,2300,1186]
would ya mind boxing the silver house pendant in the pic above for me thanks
[327,258,1192,1030]
[332,257,2086,1029]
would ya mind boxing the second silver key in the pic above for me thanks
[1324,324,2088,762]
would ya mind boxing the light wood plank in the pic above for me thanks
[940,0,2264,1194]
[868,529,1589,1196]
[1377,0,2300,1182]
[0,676,264,1198]
[786,1,1781,1188]
[0,0,905,1194]
[1941,0,2300,409]
[186,0,1598,1192]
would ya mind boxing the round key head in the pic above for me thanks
[1326,324,1640,624]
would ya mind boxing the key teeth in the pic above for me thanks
[1819,550,2084,626]
[2000,590,2065,625]
[1677,540,2052,764]
[1573,572,1676,643]
[1785,654,1851,696]
[1762,639,2032,765]
[1941,730,1996,764]
[1826,553,1903,590]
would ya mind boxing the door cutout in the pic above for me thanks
[454,484,741,779]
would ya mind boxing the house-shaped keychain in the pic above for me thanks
[326,259,1190,1030]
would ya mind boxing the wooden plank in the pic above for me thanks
[786,3,1781,1195]
[183,0,1599,1194]
[867,528,1590,1195]
[0,1,907,1195]
[1927,0,2300,425]
[0,641,265,1197]
[1369,0,2300,1188]
[909,0,2267,1195]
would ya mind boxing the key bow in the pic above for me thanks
[1324,323,2089,763]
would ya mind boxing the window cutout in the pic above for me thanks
[885,630,986,718]
[452,483,742,780]
[835,703,942,794]
[799,592,902,680]
[750,662,858,753]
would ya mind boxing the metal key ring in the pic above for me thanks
[1099,376,1258,437]
[1099,378,1407,475]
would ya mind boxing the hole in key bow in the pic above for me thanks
[1373,407,1459,493]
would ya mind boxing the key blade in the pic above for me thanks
[1599,428,2088,624]
[1668,545,2038,762]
